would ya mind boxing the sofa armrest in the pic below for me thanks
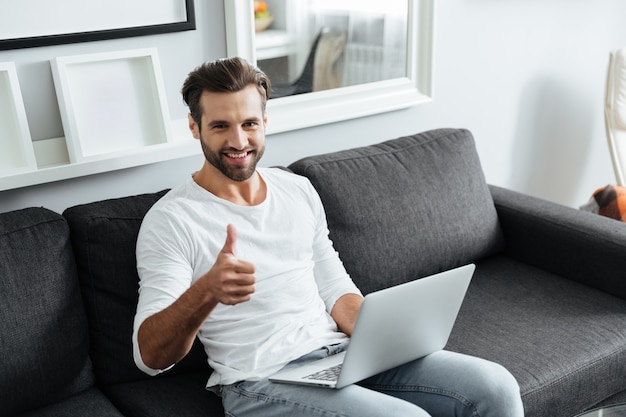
[489,185,626,300]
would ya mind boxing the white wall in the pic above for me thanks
[1,0,625,214]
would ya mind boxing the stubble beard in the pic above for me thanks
[200,139,265,182]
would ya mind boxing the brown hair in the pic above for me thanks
[181,57,271,127]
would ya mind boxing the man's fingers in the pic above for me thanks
[222,278,255,305]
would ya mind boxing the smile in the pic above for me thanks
[225,151,250,159]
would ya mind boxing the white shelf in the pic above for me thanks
[0,118,201,192]
[0,49,202,193]
[255,30,297,60]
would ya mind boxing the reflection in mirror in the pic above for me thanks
[254,0,408,98]
[225,0,433,134]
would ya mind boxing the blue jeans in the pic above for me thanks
[218,342,524,417]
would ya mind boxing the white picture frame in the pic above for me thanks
[51,48,173,163]
[0,62,37,176]
[0,0,195,50]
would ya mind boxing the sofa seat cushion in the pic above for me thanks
[63,191,212,387]
[16,387,124,417]
[0,208,95,415]
[104,371,224,417]
[289,128,505,294]
[447,256,626,417]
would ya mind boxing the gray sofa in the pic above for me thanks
[1,128,625,417]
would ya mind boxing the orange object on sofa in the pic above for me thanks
[581,185,626,222]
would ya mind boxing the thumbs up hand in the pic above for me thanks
[201,224,256,306]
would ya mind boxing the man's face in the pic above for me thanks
[189,85,267,182]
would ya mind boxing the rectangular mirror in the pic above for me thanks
[225,0,434,134]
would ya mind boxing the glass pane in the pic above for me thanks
[253,0,408,99]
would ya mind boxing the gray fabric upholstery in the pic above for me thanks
[592,390,626,410]
[289,128,505,294]
[63,191,212,386]
[104,371,224,417]
[63,191,220,415]
[490,185,626,299]
[0,208,97,415]
[447,256,626,417]
[16,387,124,417]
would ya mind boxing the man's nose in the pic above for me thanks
[229,127,248,149]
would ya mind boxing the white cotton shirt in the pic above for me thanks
[132,167,361,387]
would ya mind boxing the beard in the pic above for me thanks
[200,139,265,182]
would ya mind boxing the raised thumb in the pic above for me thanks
[222,224,238,256]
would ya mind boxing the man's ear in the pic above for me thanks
[188,114,200,139]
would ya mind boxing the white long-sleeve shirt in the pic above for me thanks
[132,167,361,387]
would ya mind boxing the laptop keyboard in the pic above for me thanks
[304,364,343,381]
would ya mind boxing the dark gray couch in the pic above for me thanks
[2,128,625,417]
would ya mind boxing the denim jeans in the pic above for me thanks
[218,342,524,417]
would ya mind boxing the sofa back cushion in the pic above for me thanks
[289,128,505,294]
[0,207,94,415]
[63,191,211,386]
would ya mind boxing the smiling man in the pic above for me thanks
[132,57,524,417]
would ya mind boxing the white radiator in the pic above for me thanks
[342,43,404,87]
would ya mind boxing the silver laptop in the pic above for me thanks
[269,263,475,389]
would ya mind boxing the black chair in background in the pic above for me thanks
[271,30,325,99]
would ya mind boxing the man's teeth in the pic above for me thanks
[226,152,248,159]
